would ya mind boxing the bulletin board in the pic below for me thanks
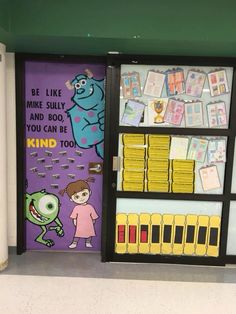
[102,54,236,266]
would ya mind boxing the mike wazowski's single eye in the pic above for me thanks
[38,195,58,215]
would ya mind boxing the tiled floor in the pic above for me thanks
[1,274,236,314]
[1,250,236,313]
[3,249,236,283]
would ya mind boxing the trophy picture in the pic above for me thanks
[151,99,165,124]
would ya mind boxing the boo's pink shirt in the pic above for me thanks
[70,204,99,238]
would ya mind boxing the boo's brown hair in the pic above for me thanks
[59,177,95,198]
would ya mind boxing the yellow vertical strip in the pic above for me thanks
[207,216,221,257]
[195,216,209,256]
[139,213,151,254]
[150,214,162,254]
[172,215,186,255]
[161,214,174,254]
[184,215,198,255]
[127,214,139,254]
[115,214,128,254]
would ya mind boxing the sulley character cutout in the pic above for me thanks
[66,69,105,159]
[25,190,64,247]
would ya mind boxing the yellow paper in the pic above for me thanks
[172,182,194,193]
[124,147,145,159]
[148,181,169,192]
[161,214,174,254]
[123,181,144,191]
[127,214,139,254]
[147,170,169,181]
[207,216,221,257]
[195,215,209,256]
[148,147,169,159]
[139,214,151,254]
[123,133,145,146]
[147,158,169,171]
[148,135,170,148]
[184,215,198,255]
[172,159,195,172]
[172,215,186,255]
[150,214,162,254]
[124,158,145,170]
[123,169,145,181]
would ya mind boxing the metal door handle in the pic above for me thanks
[89,164,102,172]
[88,162,103,174]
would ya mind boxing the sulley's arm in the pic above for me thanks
[67,106,104,148]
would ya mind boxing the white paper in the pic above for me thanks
[169,137,189,160]
[144,71,165,97]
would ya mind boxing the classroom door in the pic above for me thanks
[24,59,106,251]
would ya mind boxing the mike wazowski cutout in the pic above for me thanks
[65,69,105,159]
[25,190,64,247]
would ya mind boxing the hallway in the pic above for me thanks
[1,251,236,314]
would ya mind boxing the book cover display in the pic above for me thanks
[119,65,233,128]
[113,63,233,262]
[117,64,231,196]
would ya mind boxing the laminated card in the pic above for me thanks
[144,70,166,97]
[184,101,203,127]
[187,138,208,163]
[207,102,227,128]
[169,136,189,159]
[207,139,226,163]
[121,72,142,98]
[121,100,146,127]
[199,165,221,191]
[164,99,185,126]
[208,69,229,97]
[185,70,206,98]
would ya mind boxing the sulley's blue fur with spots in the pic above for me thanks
[66,72,105,159]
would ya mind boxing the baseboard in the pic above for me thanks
[8,246,16,254]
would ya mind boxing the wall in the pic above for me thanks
[6,53,16,246]
[0,1,236,56]
[0,0,10,31]
[0,0,10,44]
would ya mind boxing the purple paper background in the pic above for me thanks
[25,61,105,251]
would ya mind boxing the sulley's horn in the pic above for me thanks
[65,80,74,90]
[85,68,93,78]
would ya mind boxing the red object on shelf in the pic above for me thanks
[141,230,148,243]
[118,225,125,243]
[129,225,136,243]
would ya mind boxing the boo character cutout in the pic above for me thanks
[60,177,99,249]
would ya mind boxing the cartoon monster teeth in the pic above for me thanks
[25,191,64,247]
